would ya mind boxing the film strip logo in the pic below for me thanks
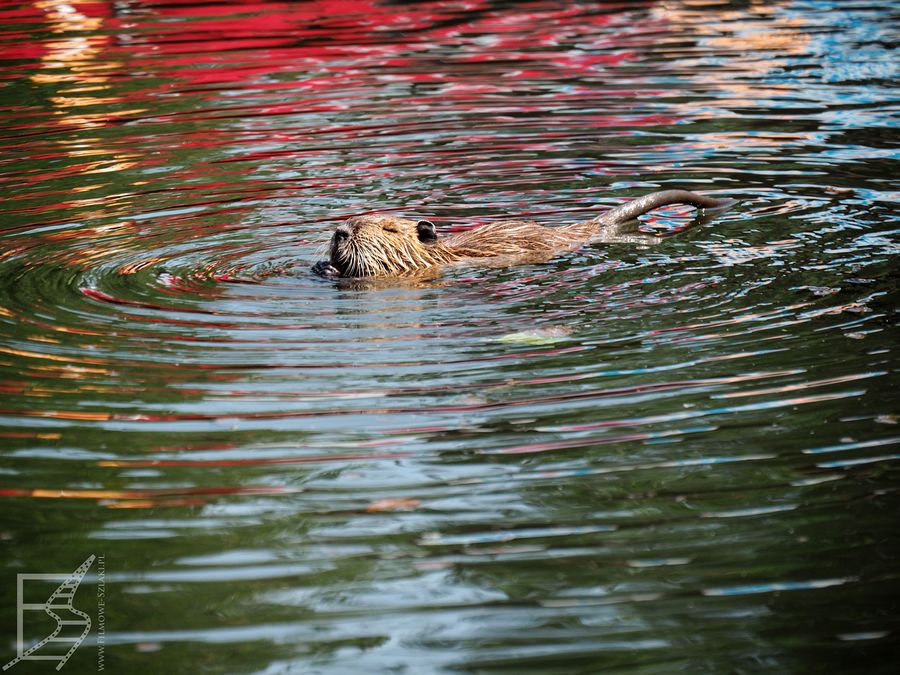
[3,555,95,671]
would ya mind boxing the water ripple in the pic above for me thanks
[1,0,898,672]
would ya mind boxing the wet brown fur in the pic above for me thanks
[322,190,734,278]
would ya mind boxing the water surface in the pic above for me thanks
[1,0,898,672]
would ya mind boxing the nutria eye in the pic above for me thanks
[416,220,437,244]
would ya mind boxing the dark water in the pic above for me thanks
[1,0,898,672]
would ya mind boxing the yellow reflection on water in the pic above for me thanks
[32,0,142,177]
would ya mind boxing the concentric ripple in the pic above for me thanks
[1,0,898,673]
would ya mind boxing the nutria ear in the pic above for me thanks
[416,220,437,244]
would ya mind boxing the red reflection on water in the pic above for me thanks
[2,0,661,110]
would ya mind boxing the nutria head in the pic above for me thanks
[327,214,457,277]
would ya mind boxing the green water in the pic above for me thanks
[0,0,898,673]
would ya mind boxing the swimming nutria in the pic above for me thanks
[313,190,734,278]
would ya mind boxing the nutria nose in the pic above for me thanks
[334,224,351,241]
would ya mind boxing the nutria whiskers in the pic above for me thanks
[313,190,735,278]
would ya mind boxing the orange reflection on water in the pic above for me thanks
[33,0,119,88]
[714,372,881,399]
[659,0,811,68]
[30,0,142,189]
[0,485,296,509]
[0,401,112,420]
[0,345,108,366]
[657,0,814,130]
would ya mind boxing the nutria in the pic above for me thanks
[313,190,734,278]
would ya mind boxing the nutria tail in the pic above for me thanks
[595,189,736,226]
